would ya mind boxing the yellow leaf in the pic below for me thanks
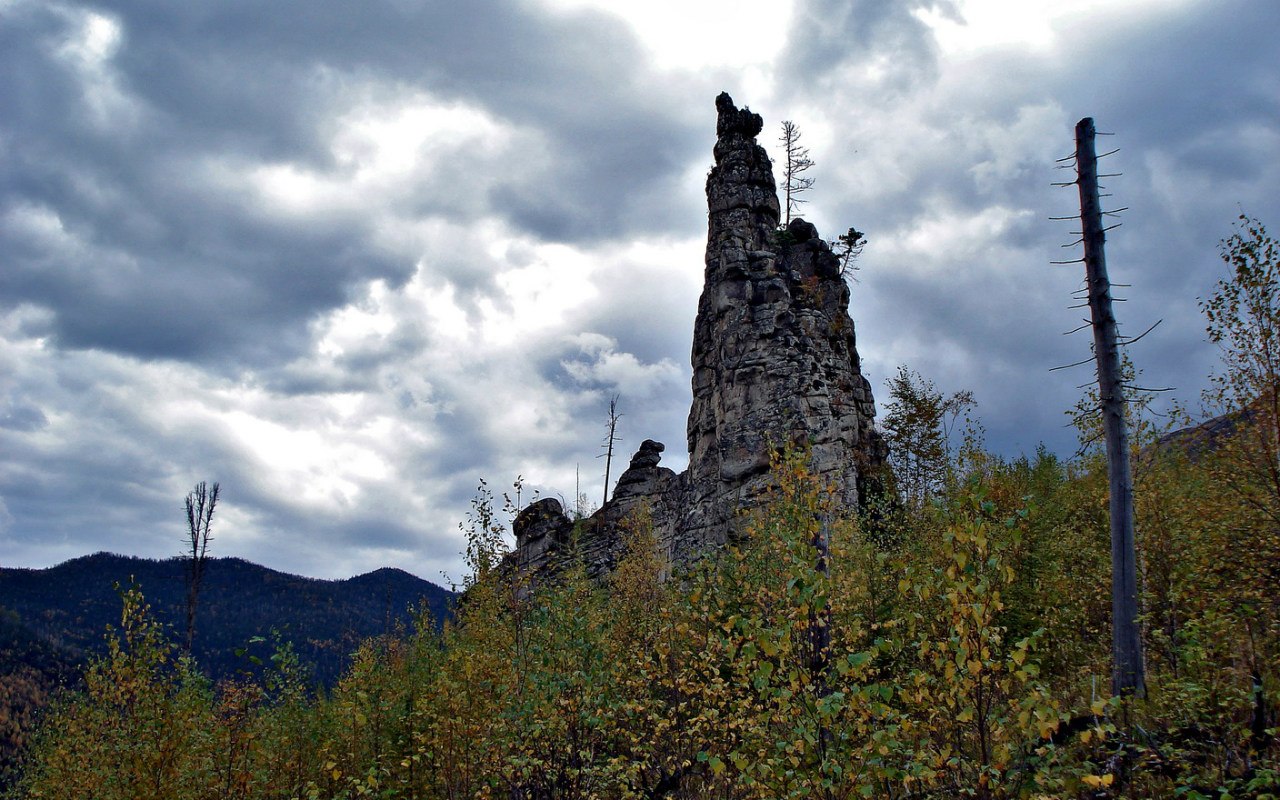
[1080,729,1092,744]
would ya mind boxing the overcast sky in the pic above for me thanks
[2,0,1277,582]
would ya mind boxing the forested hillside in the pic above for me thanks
[0,554,453,687]
[0,610,77,790]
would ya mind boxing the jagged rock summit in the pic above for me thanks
[510,93,884,580]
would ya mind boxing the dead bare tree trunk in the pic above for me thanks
[599,395,622,507]
[1075,117,1145,697]
[808,514,833,795]
[779,120,814,226]
[184,481,219,653]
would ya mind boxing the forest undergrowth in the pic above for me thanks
[11,432,1279,799]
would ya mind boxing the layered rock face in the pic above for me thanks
[508,93,883,581]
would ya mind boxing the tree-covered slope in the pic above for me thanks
[0,553,454,687]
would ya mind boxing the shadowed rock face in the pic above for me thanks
[506,93,884,583]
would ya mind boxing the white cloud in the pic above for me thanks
[917,0,1197,56]
[536,0,796,71]
[49,5,142,130]
[561,333,683,399]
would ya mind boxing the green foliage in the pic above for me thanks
[1199,214,1280,535]
[21,583,216,800]
[771,225,798,250]
[882,365,978,510]
[894,488,1068,798]
[459,478,511,589]
[831,227,867,281]
[1202,214,1280,415]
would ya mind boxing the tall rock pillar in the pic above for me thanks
[681,92,883,550]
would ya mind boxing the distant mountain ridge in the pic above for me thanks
[0,552,455,687]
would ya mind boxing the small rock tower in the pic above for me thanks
[509,93,883,578]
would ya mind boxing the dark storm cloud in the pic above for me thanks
[0,0,703,369]
[0,398,48,432]
[0,379,185,559]
[780,0,960,95]
[2,207,397,363]
[489,120,703,241]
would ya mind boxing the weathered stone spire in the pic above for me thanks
[687,93,781,484]
[682,92,882,549]
[506,93,883,581]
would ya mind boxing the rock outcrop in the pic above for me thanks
[506,93,884,582]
